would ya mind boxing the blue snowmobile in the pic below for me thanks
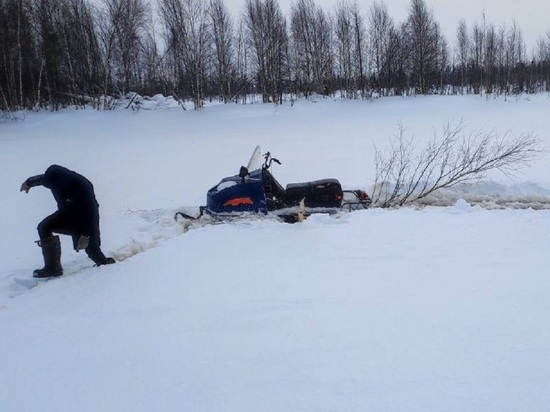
[176,146,371,223]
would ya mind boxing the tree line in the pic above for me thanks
[1,0,549,112]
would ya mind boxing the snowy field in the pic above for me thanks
[1,94,550,411]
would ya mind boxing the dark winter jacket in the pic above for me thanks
[26,165,100,237]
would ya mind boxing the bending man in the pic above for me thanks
[21,165,115,278]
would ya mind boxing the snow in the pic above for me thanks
[215,180,238,192]
[1,94,550,411]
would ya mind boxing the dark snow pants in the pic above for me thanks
[37,210,109,265]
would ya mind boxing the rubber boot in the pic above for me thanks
[33,235,63,278]
[86,246,116,266]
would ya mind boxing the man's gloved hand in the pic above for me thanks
[20,181,31,193]
[75,235,90,252]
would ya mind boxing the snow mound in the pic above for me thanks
[453,198,472,211]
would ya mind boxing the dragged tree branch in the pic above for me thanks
[372,121,542,208]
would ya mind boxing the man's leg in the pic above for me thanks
[85,225,115,266]
[38,211,64,239]
[34,212,68,278]
[85,242,115,266]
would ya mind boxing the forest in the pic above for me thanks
[1,0,549,111]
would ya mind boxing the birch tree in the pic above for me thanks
[244,0,288,104]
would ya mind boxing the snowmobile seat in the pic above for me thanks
[285,179,343,208]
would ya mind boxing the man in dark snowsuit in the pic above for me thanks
[21,165,115,278]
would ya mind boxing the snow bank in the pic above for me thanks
[1,94,550,411]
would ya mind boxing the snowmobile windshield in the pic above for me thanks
[246,145,263,173]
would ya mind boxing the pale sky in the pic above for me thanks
[224,0,549,51]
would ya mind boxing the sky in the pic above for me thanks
[224,0,549,51]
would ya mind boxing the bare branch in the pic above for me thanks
[372,121,543,208]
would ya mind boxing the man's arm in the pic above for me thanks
[20,174,44,193]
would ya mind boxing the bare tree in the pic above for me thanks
[290,0,316,97]
[312,2,334,96]
[435,23,449,92]
[244,0,288,104]
[546,31,550,91]
[505,20,526,94]
[403,0,442,94]
[290,0,333,97]
[484,23,496,94]
[118,0,150,94]
[455,19,469,93]
[97,0,124,107]
[334,0,354,98]
[350,0,367,98]
[209,0,234,103]
[368,1,397,95]
[0,0,35,110]
[2,0,105,110]
[495,24,507,94]
[58,0,103,104]
[470,21,484,94]
[233,17,252,103]
[159,0,209,109]
[31,0,66,109]
[334,0,368,98]
[139,26,162,97]
[536,31,550,91]
[371,121,541,208]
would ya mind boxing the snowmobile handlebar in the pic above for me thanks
[263,152,281,170]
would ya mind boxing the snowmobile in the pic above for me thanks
[175,146,371,224]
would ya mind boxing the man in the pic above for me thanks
[20,165,115,278]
